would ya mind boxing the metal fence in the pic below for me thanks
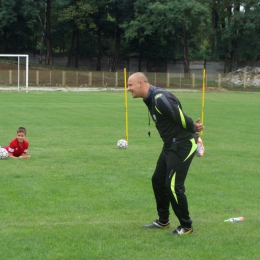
[0,69,259,90]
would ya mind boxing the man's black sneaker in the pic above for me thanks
[170,225,194,235]
[142,219,170,229]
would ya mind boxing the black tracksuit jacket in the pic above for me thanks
[143,85,197,146]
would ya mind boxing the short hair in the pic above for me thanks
[17,127,27,135]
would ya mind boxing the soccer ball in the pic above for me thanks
[0,148,8,159]
[117,139,128,149]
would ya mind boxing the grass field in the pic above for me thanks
[0,90,259,260]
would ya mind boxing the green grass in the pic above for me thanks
[0,90,259,260]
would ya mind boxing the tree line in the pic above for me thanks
[0,0,260,73]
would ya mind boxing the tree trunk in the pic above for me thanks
[96,27,102,71]
[204,59,207,70]
[1,28,7,53]
[138,43,143,71]
[231,52,238,72]
[111,27,121,72]
[45,0,51,65]
[230,1,240,71]
[33,0,45,63]
[74,28,79,69]
[181,21,190,78]
[231,40,238,71]
[67,24,76,68]
[211,7,218,60]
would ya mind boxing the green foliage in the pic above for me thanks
[122,0,211,62]
[0,90,259,259]
[0,0,41,52]
[57,1,96,30]
[0,0,16,26]
[213,0,260,68]
[1,0,260,69]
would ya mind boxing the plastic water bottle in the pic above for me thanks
[224,217,244,222]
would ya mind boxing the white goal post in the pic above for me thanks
[0,54,29,93]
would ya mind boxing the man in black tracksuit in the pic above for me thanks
[127,72,204,235]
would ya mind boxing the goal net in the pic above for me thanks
[0,54,29,93]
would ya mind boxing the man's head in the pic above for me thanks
[16,127,27,143]
[127,72,150,98]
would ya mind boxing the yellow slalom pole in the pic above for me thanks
[124,68,129,142]
[200,69,206,138]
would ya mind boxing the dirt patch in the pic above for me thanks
[0,87,200,93]
[0,62,24,70]
[206,87,229,92]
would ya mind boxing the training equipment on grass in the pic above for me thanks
[224,217,244,222]
[124,68,129,143]
[117,139,128,149]
[0,148,8,159]
[200,69,206,138]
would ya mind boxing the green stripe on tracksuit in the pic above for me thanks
[151,138,197,228]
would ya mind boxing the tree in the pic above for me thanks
[122,0,210,75]
[45,0,51,65]
[0,0,18,52]
[109,0,136,71]
[56,0,96,68]
[90,0,115,71]
[56,0,115,70]
[0,0,40,53]
[214,0,260,71]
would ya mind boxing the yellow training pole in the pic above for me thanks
[124,68,129,142]
[200,69,206,138]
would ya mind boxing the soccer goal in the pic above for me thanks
[0,54,29,93]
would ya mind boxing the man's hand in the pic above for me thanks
[194,118,204,132]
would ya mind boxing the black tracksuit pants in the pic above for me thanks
[151,138,197,228]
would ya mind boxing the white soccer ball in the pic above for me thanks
[0,148,8,159]
[117,139,128,149]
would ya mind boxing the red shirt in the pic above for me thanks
[5,138,29,157]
